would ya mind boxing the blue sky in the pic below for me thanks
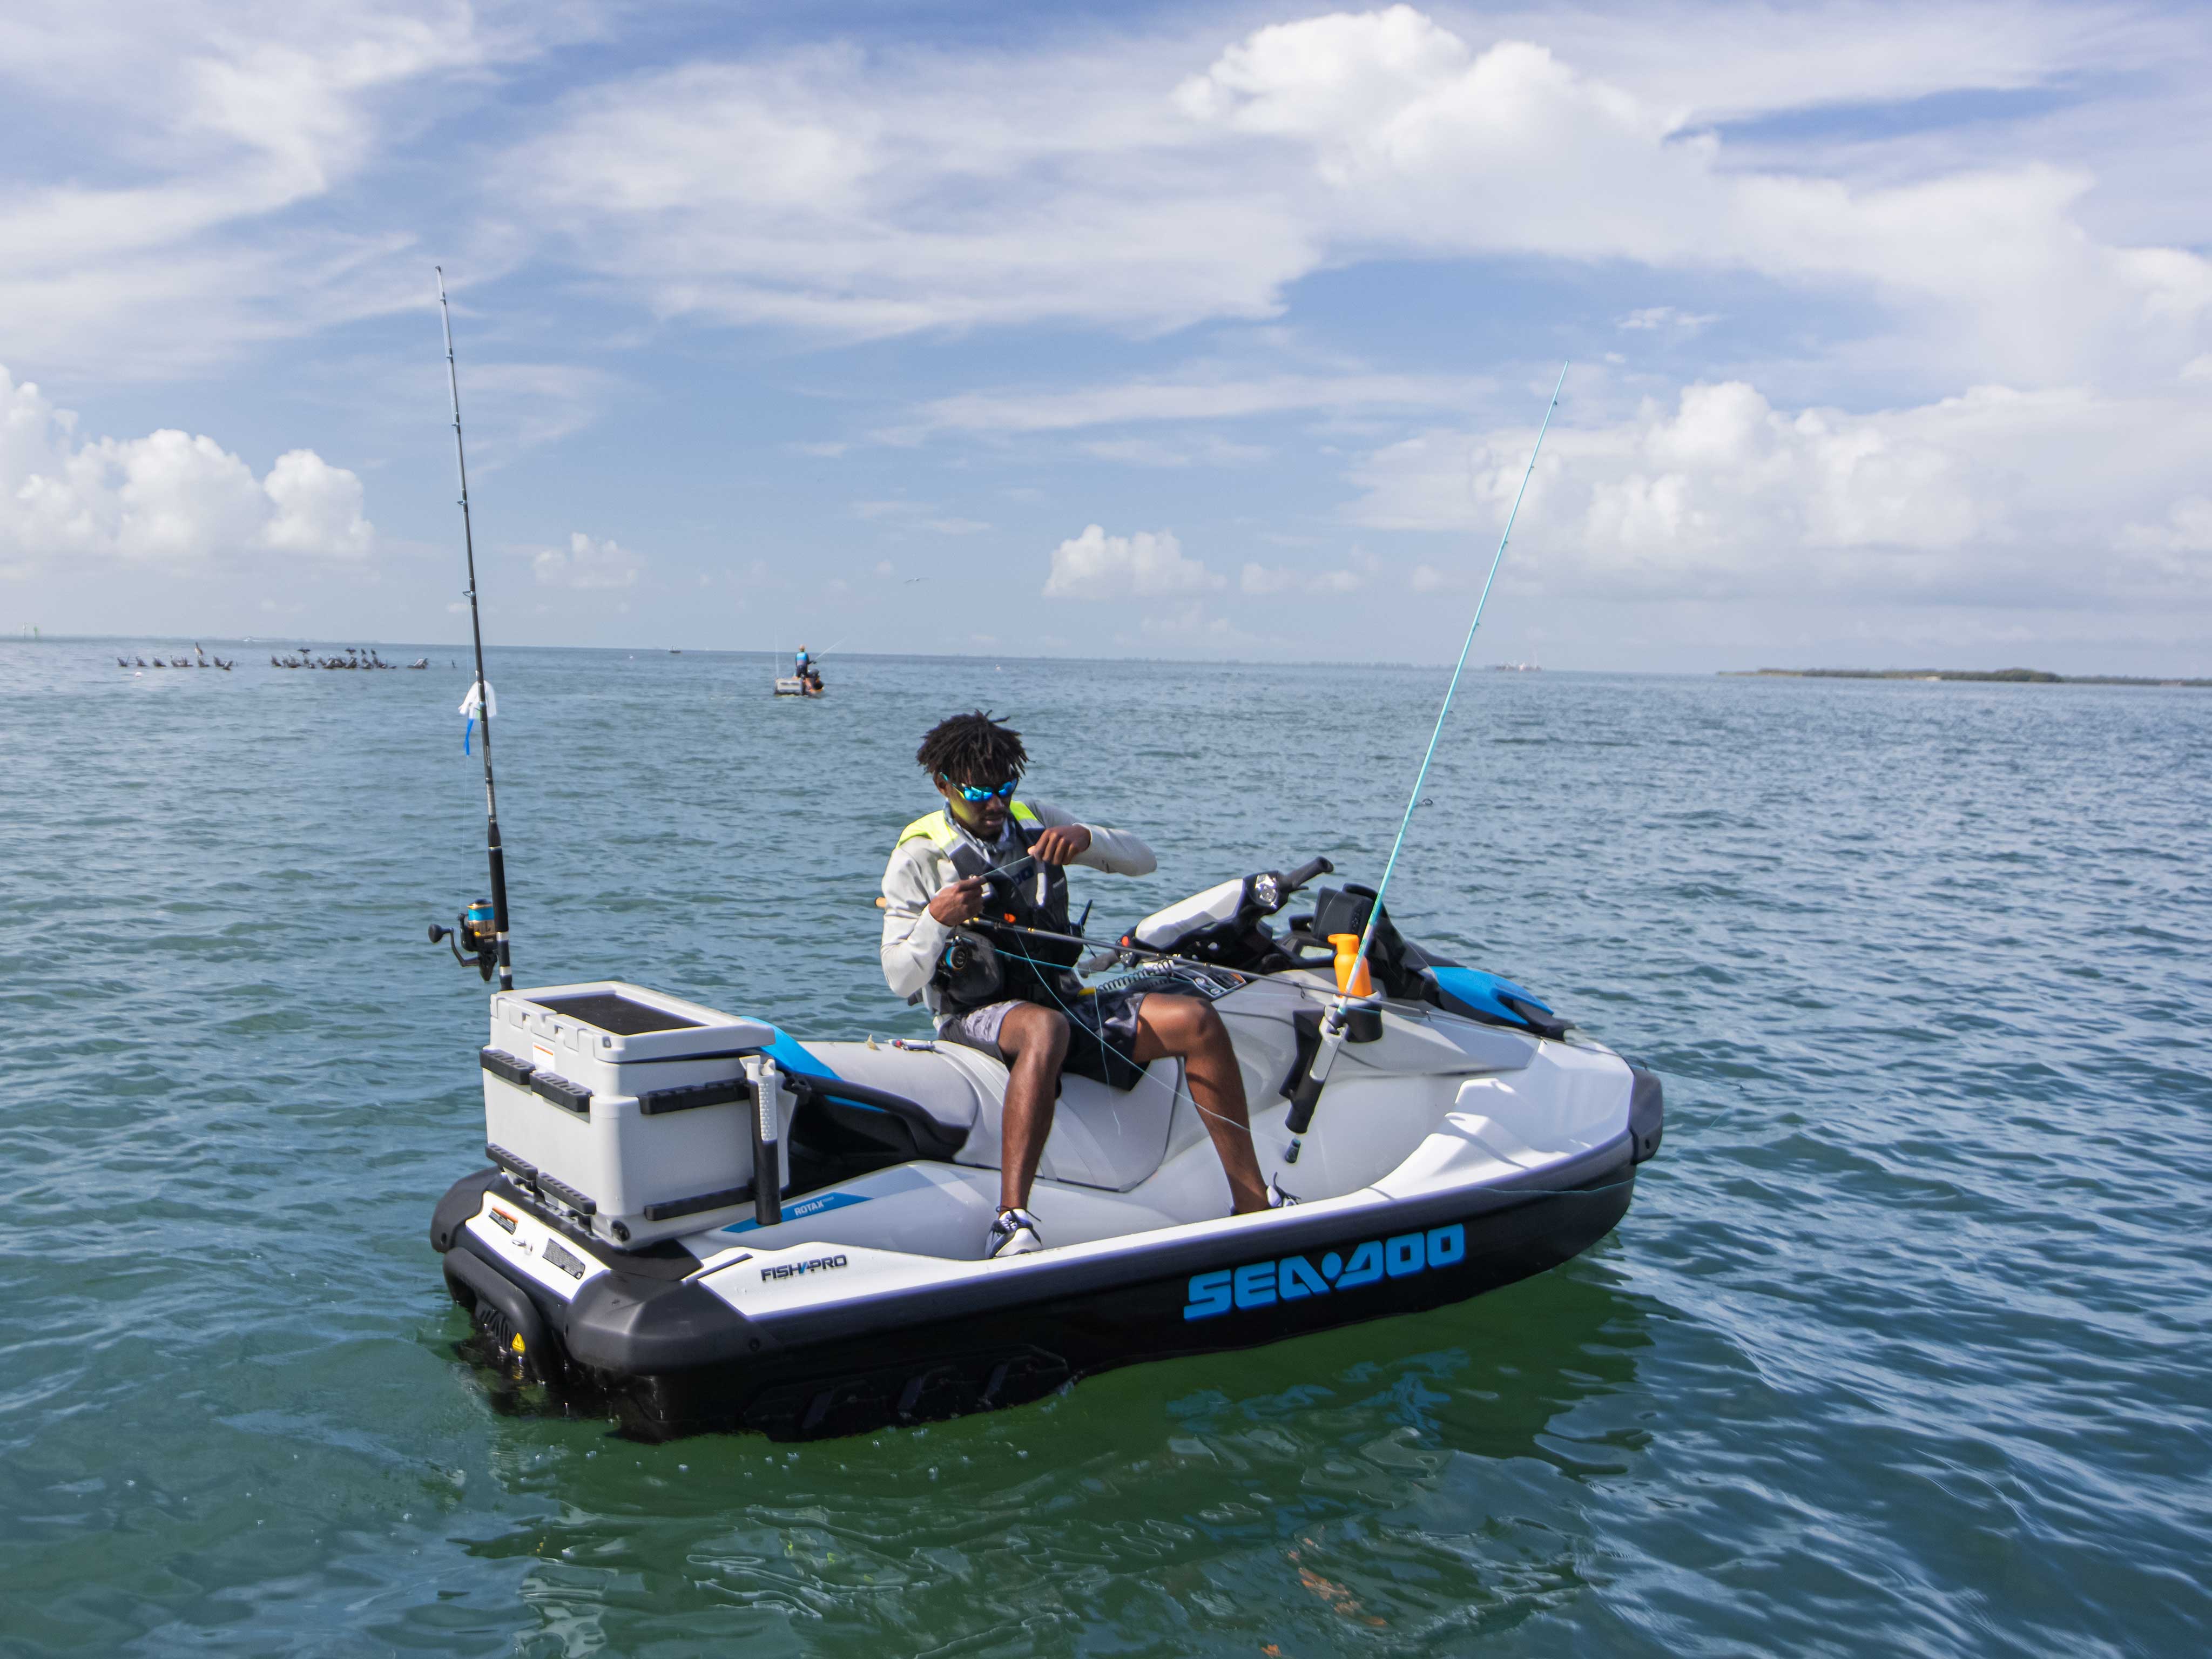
[4,1,2209,670]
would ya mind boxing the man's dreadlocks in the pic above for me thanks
[916,710,1028,786]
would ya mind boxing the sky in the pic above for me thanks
[3,0,2209,671]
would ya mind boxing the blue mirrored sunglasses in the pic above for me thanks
[941,775,1017,802]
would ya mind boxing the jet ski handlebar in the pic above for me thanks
[1245,855,1333,919]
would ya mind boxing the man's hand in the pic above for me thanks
[927,875,985,926]
[1031,824,1092,866]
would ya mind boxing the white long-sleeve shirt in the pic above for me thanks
[879,798,1155,1019]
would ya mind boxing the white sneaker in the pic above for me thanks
[986,1206,1044,1258]
[1267,1176,1301,1209]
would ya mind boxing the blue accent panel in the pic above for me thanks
[761,1027,836,1081]
[722,1190,871,1234]
[719,1165,933,1235]
[1428,965,1554,1024]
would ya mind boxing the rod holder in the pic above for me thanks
[746,1056,784,1229]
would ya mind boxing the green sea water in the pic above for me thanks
[3,641,2206,1655]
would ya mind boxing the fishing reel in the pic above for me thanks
[429,899,500,981]
[938,932,1005,1004]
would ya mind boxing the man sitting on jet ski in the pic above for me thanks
[881,710,1271,1257]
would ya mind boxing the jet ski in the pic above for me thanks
[429,860,1664,1441]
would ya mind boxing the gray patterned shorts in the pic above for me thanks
[939,985,1152,1091]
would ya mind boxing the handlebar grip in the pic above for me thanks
[1283,855,1334,892]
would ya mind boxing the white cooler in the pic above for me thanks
[480,980,784,1247]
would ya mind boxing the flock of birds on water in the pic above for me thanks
[121,645,234,670]
[267,646,431,671]
[115,644,437,672]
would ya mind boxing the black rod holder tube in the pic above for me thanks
[752,1063,782,1229]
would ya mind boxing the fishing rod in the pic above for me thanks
[424,266,514,991]
[1284,362,1568,1164]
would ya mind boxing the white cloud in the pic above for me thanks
[854,498,990,534]
[0,2,584,377]
[456,363,626,466]
[1042,525,1223,599]
[1351,377,2212,604]
[1240,548,1378,595]
[1174,14,2210,383]
[497,7,2209,386]
[1618,306,1719,334]
[2119,497,2212,556]
[0,365,372,574]
[532,531,640,589]
[259,449,373,558]
[1082,435,1272,468]
[912,372,1479,436]
[1141,602,1238,640]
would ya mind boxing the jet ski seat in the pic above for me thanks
[800,1038,1183,1193]
[938,1045,1184,1193]
[784,1041,987,1157]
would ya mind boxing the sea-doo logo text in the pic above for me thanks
[760,1254,849,1282]
[1181,1225,1466,1321]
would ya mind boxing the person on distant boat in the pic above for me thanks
[880,710,1271,1258]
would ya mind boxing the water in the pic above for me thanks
[3,642,2207,1656]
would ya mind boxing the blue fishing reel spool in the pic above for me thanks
[429,898,500,981]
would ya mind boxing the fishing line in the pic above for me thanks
[1343,362,1567,999]
[1279,363,1567,1167]
[984,940,1256,1140]
[881,894,1256,1137]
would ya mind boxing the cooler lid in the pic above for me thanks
[494,980,773,1060]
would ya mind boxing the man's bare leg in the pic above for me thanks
[1134,994,1270,1214]
[992,1003,1070,1212]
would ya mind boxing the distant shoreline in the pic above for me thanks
[1727,667,2211,687]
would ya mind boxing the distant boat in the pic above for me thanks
[1489,660,1541,672]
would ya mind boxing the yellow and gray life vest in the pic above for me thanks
[896,802,1081,1013]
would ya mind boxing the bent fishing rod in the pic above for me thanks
[425,266,514,991]
[1284,361,1568,1163]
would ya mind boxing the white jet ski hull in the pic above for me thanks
[429,969,1663,1440]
